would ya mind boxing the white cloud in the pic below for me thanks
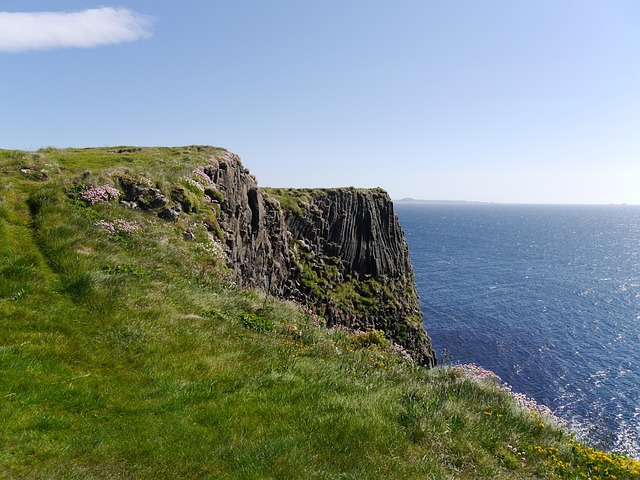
[0,7,153,53]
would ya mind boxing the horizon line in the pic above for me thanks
[393,198,640,207]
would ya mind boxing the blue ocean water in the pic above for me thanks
[395,203,640,458]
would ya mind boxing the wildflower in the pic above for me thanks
[390,342,414,363]
[79,185,120,204]
[192,166,212,184]
[95,219,139,235]
[452,363,502,382]
[185,178,205,192]
[196,240,224,258]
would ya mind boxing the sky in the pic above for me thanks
[2,1,640,204]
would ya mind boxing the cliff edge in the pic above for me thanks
[209,151,436,367]
[43,146,436,366]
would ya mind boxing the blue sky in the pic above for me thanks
[2,1,639,204]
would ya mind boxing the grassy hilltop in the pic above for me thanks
[1,146,638,479]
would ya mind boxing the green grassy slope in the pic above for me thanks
[1,147,638,479]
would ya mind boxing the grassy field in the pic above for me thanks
[1,147,638,479]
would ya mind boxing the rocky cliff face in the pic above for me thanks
[208,152,293,297]
[207,151,436,367]
[273,187,437,367]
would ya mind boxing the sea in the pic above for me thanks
[395,203,640,458]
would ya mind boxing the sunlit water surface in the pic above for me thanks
[396,203,640,458]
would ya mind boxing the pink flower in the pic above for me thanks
[80,185,120,204]
[95,219,139,235]
[192,166,212,184]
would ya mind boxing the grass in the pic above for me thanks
[1,146,639,479]
[262,187,320,217]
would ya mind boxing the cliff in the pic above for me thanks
[207,151,436,367]
[29,146,435,366]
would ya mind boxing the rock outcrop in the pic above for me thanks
[275,187,436,367]
[209,152,294,297]
[111,148,436,366]
[207,151,436,367]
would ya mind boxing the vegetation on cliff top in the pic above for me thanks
[264,186,387,217]
[264,185,430,359]
[1,146,638,479]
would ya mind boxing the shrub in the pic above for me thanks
[204,187,224,203]
[203,213,224,241]
[348,329,387,348]
[171,187,200,213]
[241,313,275,333]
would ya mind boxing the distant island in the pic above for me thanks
[394,198,493,205]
